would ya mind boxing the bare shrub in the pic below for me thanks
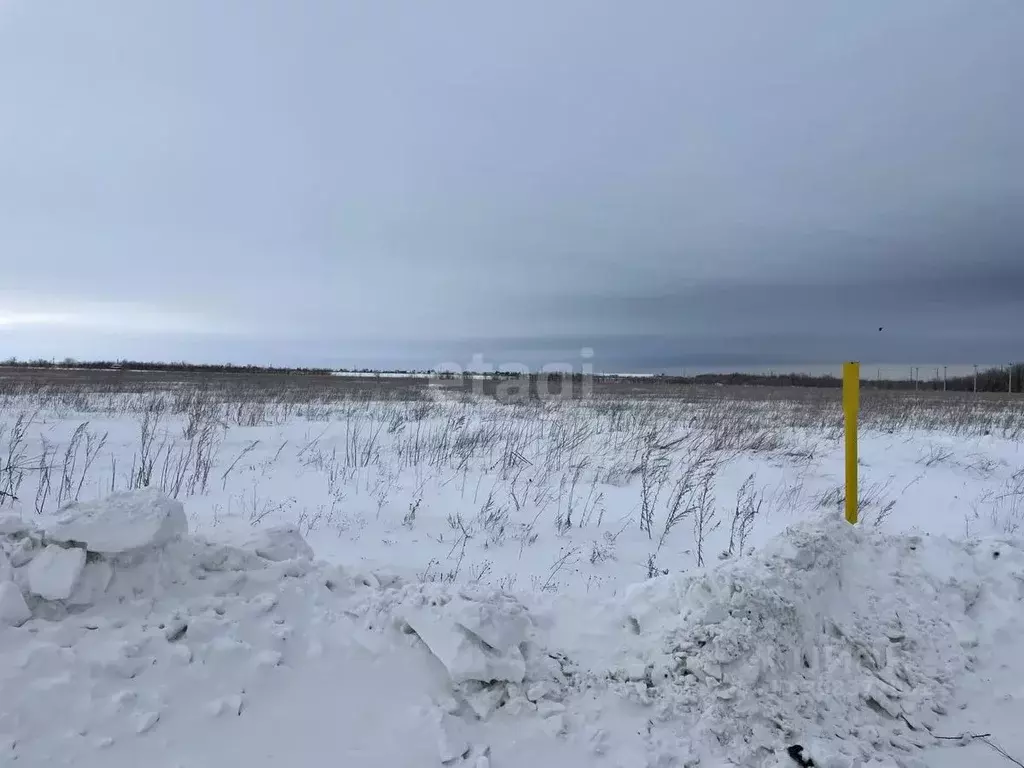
[918,444,954,467]
[237,484,295,526]
[639,433,670,538]
[476,490,509,547]
[179,388,221,439]
[986,466,1024,534]
[74,428,108,501]
[0,411,34,504]
[590,531,618,565]
[722,473,763,560]
[56,423,88,506]
[132,405,164,489]
[536,545,582,592]
[402,497,421,529]
[34,438,56,514]
[657,448,718,555]
[221,440,260,491]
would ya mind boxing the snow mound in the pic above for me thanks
[244,524,314,562]
[47,488,188,555]
[3,488,1023,767]
[0,489,289,623]
[343,581,571,723]
[562,515,1024,767]
[0,498,362,764]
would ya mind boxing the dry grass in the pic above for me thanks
[2,367,1023,582]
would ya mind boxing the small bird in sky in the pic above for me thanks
[878,327,884,332]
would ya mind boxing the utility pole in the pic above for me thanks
[935,367,940,390]
[974,364,978,394]
[1010,364,1014,394]
[943,366,947,392]
[915,367,920,391]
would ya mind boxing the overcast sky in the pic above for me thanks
[1,1,1022,372]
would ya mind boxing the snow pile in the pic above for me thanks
[342,580,572,728]
[0,490,341,764]
[338,516,1024,766]
[244,524,315,562]
[47,487,188,556]
[558,515,1024,767]
[3,487,1023,767]
[0,488,191,620]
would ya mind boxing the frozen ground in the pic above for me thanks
[1,385,1024,766]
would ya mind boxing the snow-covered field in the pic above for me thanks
[2,383,1024,767]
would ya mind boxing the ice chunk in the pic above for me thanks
[403,609,526,684]
[463,683,507,719]
[526,681,559,702]
[449,599,530,652]
[27,545,87,601]
[135,711,160,735]
[8,537,36,567]
[66,560,114,607]
[0,512,33,536]
[0,581,32,626]
[244,524,314,562]
[47,488,187,555]
[434,712,471,764]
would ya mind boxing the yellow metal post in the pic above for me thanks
[843,361,860,524]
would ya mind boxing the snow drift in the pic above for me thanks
[1,491,1022,767]
[539,515,1024,766]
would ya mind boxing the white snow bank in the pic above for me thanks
[3,487,1023,768]
[541,514,1024,767]
[0,504,356,765]
[47,488,187,555]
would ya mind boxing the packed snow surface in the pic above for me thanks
[1,488,1022,767]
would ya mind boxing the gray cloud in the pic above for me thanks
[1,0,1022,371]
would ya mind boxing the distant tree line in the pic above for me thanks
[927,364,1024,393]
[673,364,1024,392]
[2,358,1021,391]
[441,366,1024,393]
[0,357,334,376]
